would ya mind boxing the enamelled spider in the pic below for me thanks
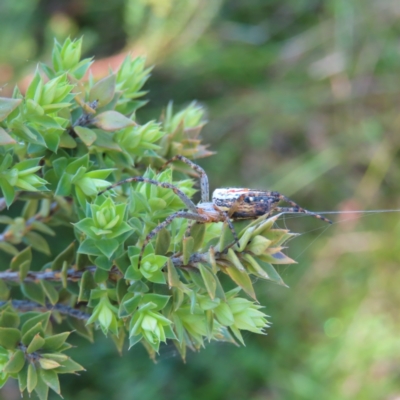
[99,156,332,267]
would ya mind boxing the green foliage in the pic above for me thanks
[0,37,299,398]
[0,305,83,399]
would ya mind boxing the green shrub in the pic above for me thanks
[0,38,296,399]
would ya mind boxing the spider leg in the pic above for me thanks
[273,206,332,224]
[226,193,247,217]
[160,155,210,203]
[98,177,198,213]
[185,221,196,237]
[212,204,240,252]
[138,211,208,268]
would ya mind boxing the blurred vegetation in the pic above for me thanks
[1,0,400,399]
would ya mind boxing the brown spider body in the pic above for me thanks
[213,188,280,219]
[195,202,225,222]
[212,188,331,223]
[99,155,331,268]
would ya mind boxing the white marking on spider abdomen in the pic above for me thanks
[212,188,249,201]
[212,188,252,211]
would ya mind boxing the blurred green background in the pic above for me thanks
[2,0,400,399]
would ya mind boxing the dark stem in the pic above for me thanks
[2,300,91,320]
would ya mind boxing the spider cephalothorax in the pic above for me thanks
[99,155,331,267]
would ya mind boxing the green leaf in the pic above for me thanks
[0,242,18,256]
[121,294,141,315]
[34,374,49,400]
[22,322,45,347]
[78,271,97,302]
[259,251,297,265]
[246,235,272,255]
[27,363,38,394]
[95,238,119,259]
[129,334,142,350]
[116,279,128,303]
[89,74,116,107]
[38,358,61,370]
[10,247,32,272]
[24,232,51,255]
[218,222,235,251]
[111,328,126,355]
[42,332,71,352]
[19,260,31,281]
[67,317,93,342]
[0,280,10,300]
[0,178,15,207]
[74,126,97,146]
[51,242,75,271]
[262,229,291,245]
[225,248,246,272]
[0,327,21,349]
[182,237,194,265]
[256,259,289,287]
[22,199,38,220]
[127,280,149,293]
[55,173,72,196]
[21,312,50,337]
[54,358,85,374]
[4,349,25,373]
[61,261,69,288]
[25,69,42,101]
[155,228,170,256]
[59,131,77,148]
[242,254,271,280]
[40,353,68,363]
[21,282,46,305]
[40,281,59,305]
[92,111,136,131]
[167,259,182,289]
[242,214,279,237]
[0,311,20,328]
[224,264,256,300]
[27,334,45,353]
[92,129,122,151]
[78,238,102,257]
[94,267,109,283]
[141,294,170,311]
[199,264,217,300]
[0,97,22,121]
[40,369,60,395]
[148,198,166,211]
[30,221,56,236]
[18,363,28,392]
[191,223,206,251]
[205,309,214,339]
[94,255,113,271]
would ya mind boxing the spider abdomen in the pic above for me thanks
[212,188,279,219]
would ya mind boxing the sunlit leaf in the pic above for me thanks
[27,363,38,394]
[74,126,97,146]
[0,127,16,144]
[92,111,136,131]
[223,264,256,300]
[89,74,116,107]
[199,263,217,300]
[0,97,21,121]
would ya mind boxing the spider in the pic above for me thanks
[98,155,332,267]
